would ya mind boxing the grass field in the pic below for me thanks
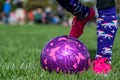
[0,24,120,80]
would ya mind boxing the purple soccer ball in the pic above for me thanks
[40,35,90,74]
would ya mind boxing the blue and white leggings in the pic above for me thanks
[96,7,118,62]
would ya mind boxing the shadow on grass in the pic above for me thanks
[88,49,96,61]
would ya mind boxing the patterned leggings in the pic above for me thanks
[96,12,118,62]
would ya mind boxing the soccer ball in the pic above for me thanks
[40,35,90,74]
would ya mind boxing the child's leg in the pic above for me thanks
[93,0,118,74]
[56,0,89,19]
[56,0,95,38]
[96,0,118,62]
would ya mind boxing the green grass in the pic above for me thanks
[0,24,120,80]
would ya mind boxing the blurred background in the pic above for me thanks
[0,0,120,26]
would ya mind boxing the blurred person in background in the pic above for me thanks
[51,14,60,24]
[56,6,65,24]
[15,0,26,25]
[9,11,16,24]
[41,11,47,24]
[3,0,11,24]
[34,8,42,24]
[45,6,53,24]
[28,9,34,25]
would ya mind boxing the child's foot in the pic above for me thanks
[69,7,95,38]
[92,57,111,75]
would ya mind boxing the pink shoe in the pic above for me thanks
[92,57,111,75]
[69,7,95,38]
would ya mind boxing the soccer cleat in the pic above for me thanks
[92,57,112,75]
[69,7,95,38]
